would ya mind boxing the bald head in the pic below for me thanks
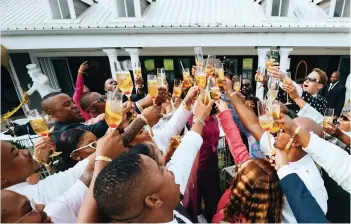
[293,117,324,139]
[104,79,117,92]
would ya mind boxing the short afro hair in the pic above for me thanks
[93,152,147,217]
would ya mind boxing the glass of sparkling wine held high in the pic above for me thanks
[134,61,143,90]
[323,108,334,128]
[209,77,220,102]
[173,79,182,99]
[232,75,241,92]
[116,61,134,101]
[182,68,192,88]
[269,100,281,134]
[105,91,123,129]
[147,74,158,105]
[257,100,274,155]
[157,68,168,89]
[27,109,49,137]
[195,66,207,90]
[215,62,225,88]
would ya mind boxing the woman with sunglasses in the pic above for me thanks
[55,128,97,172]
[212,100,284,223]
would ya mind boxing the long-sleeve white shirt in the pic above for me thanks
[297,103,324,125]
[6,159,89,205]
[44,180,88,223]
[303,133,351,193]
[260,132,328,223]
[152,103,192,153]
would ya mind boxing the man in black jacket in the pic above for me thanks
[41,92,108,144]
[322,71,346,117]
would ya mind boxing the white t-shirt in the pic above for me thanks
[6,159,89,205]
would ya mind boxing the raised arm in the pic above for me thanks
[276,114,351,193]
[217,100,250,164]
[77,129,127,223]
[167,98,213,194]
[222,78,264,142]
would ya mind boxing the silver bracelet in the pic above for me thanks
[193,117,205,126]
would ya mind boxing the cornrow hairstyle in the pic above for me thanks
[93,152,146,217]
[224,159,284,223]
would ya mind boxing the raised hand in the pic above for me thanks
[79,61,89,74]
[96,128,126,159]
[154,87,168,106]
[282,81,299,101]
[216,99,229,113]
[142,105,163,127]
[194,96,214,120]
[33,137,55,164]
[323,122,342,137]
[183,86,199,106]
[275,114,299,135]
[267,66,281,80]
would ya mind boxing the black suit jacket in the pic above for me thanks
[322,82,346,116]
[280,173,329,223]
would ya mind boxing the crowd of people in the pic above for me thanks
[1,58,350,223]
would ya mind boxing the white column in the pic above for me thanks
[256,47,270,100]
[279,47,293,73]
[103,48,120,80]
[124,48,141,72]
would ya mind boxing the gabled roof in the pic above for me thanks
[1,0,349,33]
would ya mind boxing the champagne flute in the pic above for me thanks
[257,100,274,155]
[282,71,292,105]
[195,68,207,90]
[200,89,212,106]
[157,68,167,89]
[105,91,123,129]
[147,74,158,105]
[269,100,281,134]
[232,75,241,92]
[117,61,133,101]
[182,68,192,88]
[194,47,204,67]
[173,79,182,99]
[255,65,266,83]
[215,62,225,88]
[209,77,220,102]
[134,61,143,90]
[27,109,49,137]
[323,108,334,128]
[5,119,16,138]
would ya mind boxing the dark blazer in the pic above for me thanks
[322,82,346,116]
[280,173,329,223]
[51,119,108,144]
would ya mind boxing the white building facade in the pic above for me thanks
[1,0,350,110]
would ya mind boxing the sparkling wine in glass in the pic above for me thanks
[147,75,158,105]
[27,109,49,137]
[173,79,182,99]
[209,78,220,102]
[105,91,123,129]
[323,108,334,128]
[232,75,241,92]
[182,68,192,88]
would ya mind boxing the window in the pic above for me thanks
[144,59,155,72]
[271,0,290,17]
[242,58,253,80]
[49,0,71,19]
[334,0,350,17]
[116,0,136,17]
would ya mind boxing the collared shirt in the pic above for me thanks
[328,81,340,91]
[6,159,89,205]
[44,180,88,223]
[152,103,192,153]
[260,132,328,223]
[297,103,323,125]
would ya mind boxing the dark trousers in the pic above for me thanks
[197,153,221,222]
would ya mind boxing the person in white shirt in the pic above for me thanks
[93,98,214,223]
[223,79,328,223]
[275,114,351,193]
[1,141,89,205]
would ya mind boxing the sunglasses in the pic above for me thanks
[304,77,320,83]
[70,141,97,157]
[242,83,251,88]
[15,198,38,223]
[84,95,105,111]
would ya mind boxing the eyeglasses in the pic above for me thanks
[15,198,38,223]
[304,77,320,83]
[70,141,97,157]
[242,83,251,88]
[84,95,105,111]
